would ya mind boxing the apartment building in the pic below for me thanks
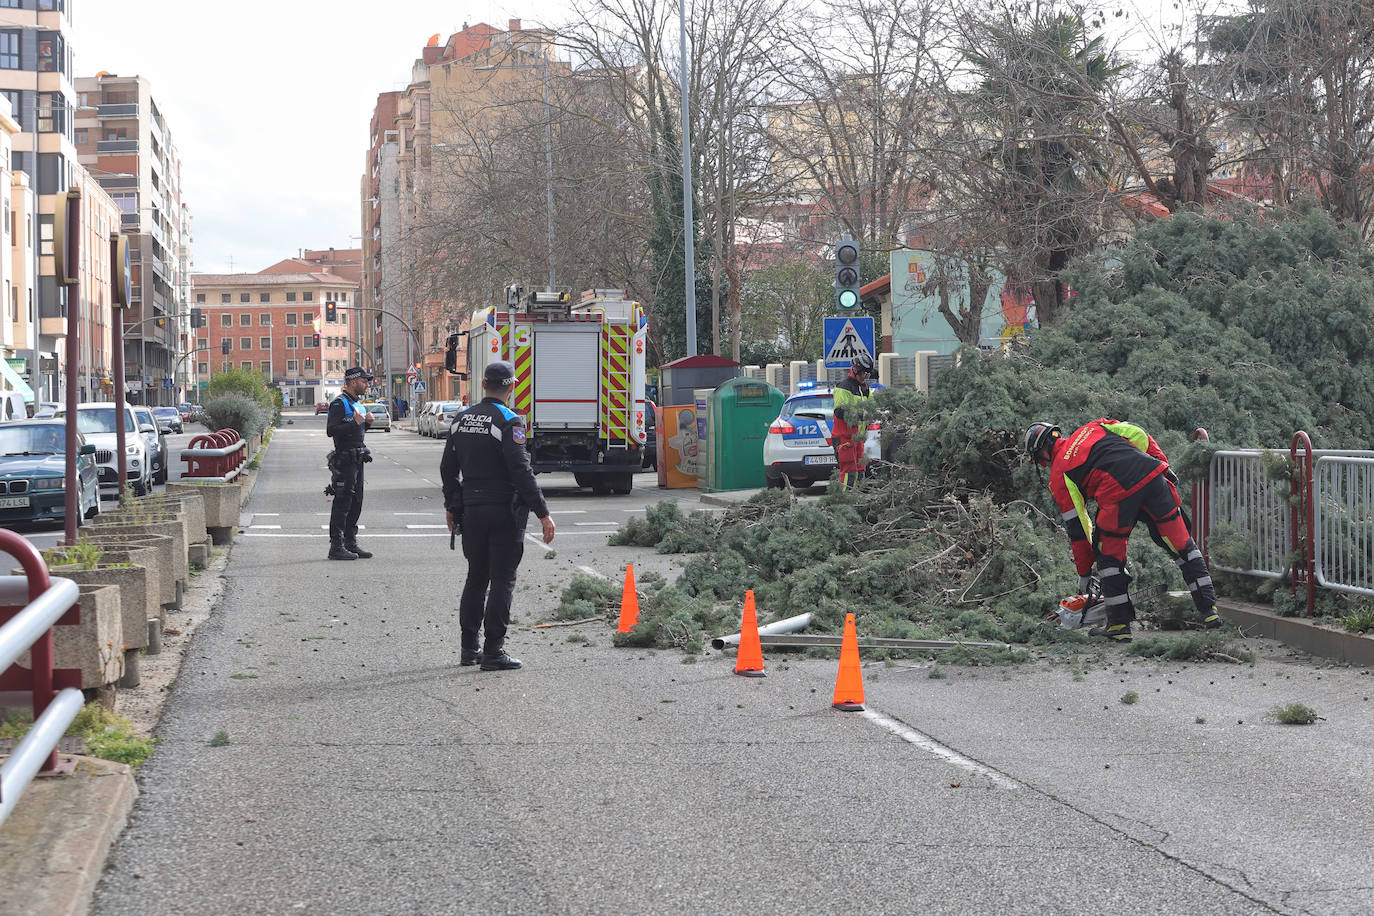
[0,94,29,410]
[1,0,81,404]
[74,71,190,406]
[190,269,359,406]
[368,20,562,404]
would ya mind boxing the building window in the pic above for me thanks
[239,337,251,350]
[287,359,298,373]
[260,361,270,374]
[259,337,270,349]
[286,336,298,349]
[340,312,347,325]
[220,314,231,328]
[285,313,297,325]
[239,313,250,326]
[286,292,296,302]
[240,293,250,303]
[0,32,19,71]
[259,313,270,326]
[260,292,271,303]
[304,291,313,301]
[74,128,86,144]
[198,363,208,375]
[241,361,252,370]
[221,293,231,303]
[196,293,206,303]
[299,313,310,325]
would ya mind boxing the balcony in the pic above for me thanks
[97,103,139,119]
[96,139,138,154]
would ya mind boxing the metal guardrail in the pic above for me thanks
[1313,456,1374,597]
[180,429,247,482]
[1194,427,1374,613]
[0,530,84,829]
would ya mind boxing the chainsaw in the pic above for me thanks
[1048,577,1169,630]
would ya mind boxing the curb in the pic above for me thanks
[0,757,136,916]
[1216,599,1374,666]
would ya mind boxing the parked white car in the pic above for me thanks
[55,402,151,497]
[364,403,392,432]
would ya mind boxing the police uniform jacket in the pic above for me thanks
[440,398,549,519]
[327,392,367,451]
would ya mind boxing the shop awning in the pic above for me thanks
[0,359,35,402]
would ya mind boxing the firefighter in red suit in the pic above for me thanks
[832,354,875,489]
[1026,419,1221,642]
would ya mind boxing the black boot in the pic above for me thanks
[480,652,523,671]
[328,543,357,561]
[344,541,372,559]
[460,648,483,667]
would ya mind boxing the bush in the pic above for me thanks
[202,393,268,439]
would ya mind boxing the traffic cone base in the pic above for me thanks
[734,589,766,677]
[831,612,865,711]
[616,564,640,634]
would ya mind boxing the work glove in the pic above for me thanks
[1164,467,1179,486]
[1078,575,1093,595]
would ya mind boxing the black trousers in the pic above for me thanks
[328,459,365,545]
[459,502,528,655]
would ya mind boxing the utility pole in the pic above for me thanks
[680,0,697,357]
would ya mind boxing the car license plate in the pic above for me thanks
[0,495,30,508]
[804,455,836,466]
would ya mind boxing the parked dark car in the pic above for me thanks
[152,406,183,435]
[0,420,101,525]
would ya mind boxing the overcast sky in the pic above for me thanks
[74,0,564,276]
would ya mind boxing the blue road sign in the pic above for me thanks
[823,316,875,368]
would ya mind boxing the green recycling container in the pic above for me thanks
[705,378,785,492]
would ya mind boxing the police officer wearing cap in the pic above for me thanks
[440,361,555,671]
[326,366,375,560]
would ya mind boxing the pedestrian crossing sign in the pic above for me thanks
[823,316,875,368]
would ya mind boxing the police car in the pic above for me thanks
[762,385,882,489]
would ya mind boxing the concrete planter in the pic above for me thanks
[141,492,208,545]
[166,480,242,544]
[90,516,188,591]
[39,553,155,687]
[17,583,124,689]
[67,533,177,610]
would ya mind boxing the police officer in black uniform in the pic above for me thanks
[325,366,374,560]
[440,361,556,670]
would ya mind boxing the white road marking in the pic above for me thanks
[241,532,447,538]
[318,525,365,530]
[574,522,620,527]
[405,524,448,529]
[249,524,281,529]
[255,512,280,516]
[859,709,1021,790]
[549,510,586,515]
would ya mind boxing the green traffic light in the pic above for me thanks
[837,289,859,309]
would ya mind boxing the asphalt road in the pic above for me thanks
[87,411,1373,914]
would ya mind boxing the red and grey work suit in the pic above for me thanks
[1047,419,1216,626]
[831,373,871,487]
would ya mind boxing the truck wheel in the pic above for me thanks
[609,473,633,495]
[574,472,596,489]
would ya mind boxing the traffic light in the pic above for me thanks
[325,301,337,322]
[220,338,231,355]
[312,333,321,347]
[190,308,206,328]
[834,237,860,309]
[444,333,460,373]
[155,316,167,328]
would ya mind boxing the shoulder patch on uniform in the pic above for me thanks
[512,425,526,444]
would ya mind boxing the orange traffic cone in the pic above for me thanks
[734,590,766,678]
[616,564,640,633]
[831,612,865,711]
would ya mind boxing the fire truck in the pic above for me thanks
[460,288,649,494]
